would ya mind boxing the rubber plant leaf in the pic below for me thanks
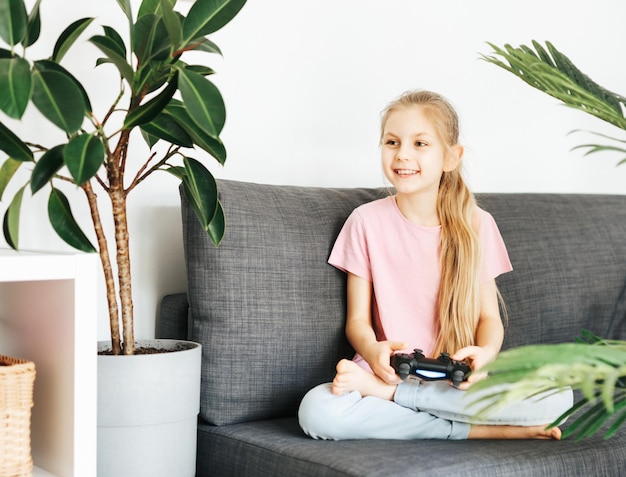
[52,17,95,63]
[132,13,171,65]
[2,184,25,249]
[187,37,222,56]
[182,0,247,45]
[22,0,41,48]
[0,56,32,119]
[178,67,225,137]
[0,157,21,200]
[102,26,127,59]
[64,134,105,185]
[137,0,176,18]
[181,157,219,237]
[0,119,33,161]
[124,72,178,129]
[89,34,134,84]
[0,0,28,46]
[164,99,226,163]
[34,60,92,112]
[48,187,96,253]
[31,66,86,134]
[207,199,225,245]
[140,111,194,147]
[30,144,65,194]
[115,0,133,23]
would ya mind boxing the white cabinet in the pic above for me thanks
[0,249,98,477]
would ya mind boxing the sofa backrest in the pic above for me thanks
[182,180,626,426]
[476,193,626,348]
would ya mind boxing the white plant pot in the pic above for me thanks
[97,339,201,477]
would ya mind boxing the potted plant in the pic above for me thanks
[0,0,247,474]
[467,41,626,440]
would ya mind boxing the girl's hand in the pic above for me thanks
[451,345,498,390]
[362,340,408,385]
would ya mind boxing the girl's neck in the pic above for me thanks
[394,192,440,227]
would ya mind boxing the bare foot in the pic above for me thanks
[331,359,397,400]
[469,423,562,440]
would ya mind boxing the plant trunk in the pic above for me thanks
[83,182,122,355]
[110,186,134,355]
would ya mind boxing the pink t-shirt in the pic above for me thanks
[328,196,512,368]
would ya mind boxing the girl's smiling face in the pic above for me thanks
[380,105,461,199]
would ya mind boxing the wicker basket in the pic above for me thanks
[0,355,35,477]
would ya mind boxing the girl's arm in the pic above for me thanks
[345,272,406,384]
[453,278,504,388]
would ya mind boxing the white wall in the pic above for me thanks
[2,0,626,340]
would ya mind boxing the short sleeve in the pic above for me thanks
[328,209,372,282]
[478,209,513,282]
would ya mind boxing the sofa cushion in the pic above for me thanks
[182,180,388,425]
[476,194,626,348]
[196,416,626,477]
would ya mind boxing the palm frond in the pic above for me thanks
[481,41,626,131]
[467,335,626,440]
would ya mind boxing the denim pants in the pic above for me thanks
[298,380,573,440]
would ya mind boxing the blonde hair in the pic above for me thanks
[380,90,483,356]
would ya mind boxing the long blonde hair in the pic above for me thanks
[380,90,482,356]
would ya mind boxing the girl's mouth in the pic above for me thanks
[395,169,418,176]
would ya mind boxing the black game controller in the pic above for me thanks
[390,349,471,388]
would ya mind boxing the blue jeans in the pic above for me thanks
[298,380,573,440]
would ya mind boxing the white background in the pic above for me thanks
[2,0,626,339]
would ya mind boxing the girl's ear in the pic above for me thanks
[444,145,463,172]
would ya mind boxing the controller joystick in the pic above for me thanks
[390,348,471,388]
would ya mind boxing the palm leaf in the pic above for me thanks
[467,335,626,439]
[482,42,626,131]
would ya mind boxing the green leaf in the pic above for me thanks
[30,144,64,194]
[102,26,127,59]
[132,13,171,65]
[22,0,41,47]
[140,109,194,147]
[0,0,28,46]
[124,72,178,129]
[89,34,134,84]
[0,157,21,200]
[181,156,218,235]
[187,37,222,56]
[115,0,133,23]
[31,64,87,133]
[2,184,25,249]
[137,0,175,18]
[185,64,215,76]
[0,57,32,118]
[48,187,96,252]
[132,14,172,69]
[64,134,104,185]
[0,119,33,161]
[52,17,95,63]
[207,198,225,245]
[165,100,226,163]
[178,67,225,136]
[34,59,92,113]
[182,0,246,46]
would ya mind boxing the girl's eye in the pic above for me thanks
[385,139,398,146]
[415,141,427,147]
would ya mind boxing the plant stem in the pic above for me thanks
[82,181,121,355]
[109,128,135,355]
[110,185,134,355]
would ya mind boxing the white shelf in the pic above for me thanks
[0,249,98,477]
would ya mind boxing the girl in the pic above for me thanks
[298,90,572,440]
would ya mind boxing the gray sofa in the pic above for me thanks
[158,179,626,476]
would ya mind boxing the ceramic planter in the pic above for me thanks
[97,339,201,477]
